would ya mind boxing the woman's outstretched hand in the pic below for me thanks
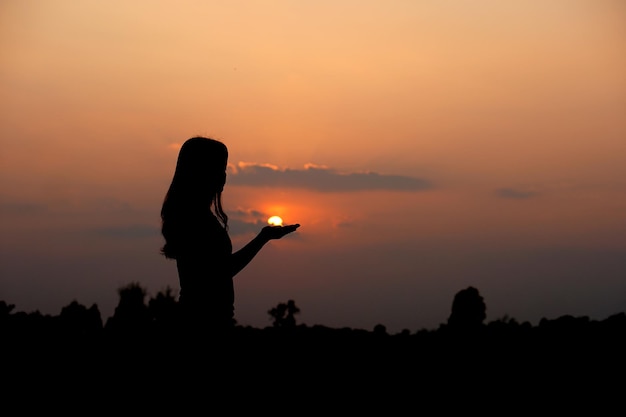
[260,224,300,241]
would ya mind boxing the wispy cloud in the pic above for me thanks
[228,162,432,192]
[228,218,267,236]
[495,188,539,199]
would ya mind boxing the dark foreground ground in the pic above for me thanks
[3,312,625,413]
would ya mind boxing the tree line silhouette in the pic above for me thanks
[3,283,623,411]
[3,283,623,351]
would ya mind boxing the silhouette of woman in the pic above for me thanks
[160,137,300,335]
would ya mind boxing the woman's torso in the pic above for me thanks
[175,212,234,325]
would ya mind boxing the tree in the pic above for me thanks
[148,286,179,331]
[268,299,300,328]
[59,300,103,336]
[105,282,151,334]
[447,286,486,331]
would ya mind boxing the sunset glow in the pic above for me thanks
[1,0,624,334]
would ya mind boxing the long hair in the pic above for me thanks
[160,137,229,259]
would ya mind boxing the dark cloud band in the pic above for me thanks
[228,163,432,192]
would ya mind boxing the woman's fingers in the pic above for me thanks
[264,224,300,239]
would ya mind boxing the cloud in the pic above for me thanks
[228,218,267,236]
[495,188,539,199]
[230,207,266,221]
[228,162,432,192]
[227,207,267,236]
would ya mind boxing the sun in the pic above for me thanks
[267,215,283,226]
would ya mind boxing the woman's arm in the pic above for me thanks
[230,224,300,277]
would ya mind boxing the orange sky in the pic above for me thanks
[1,1,625,333]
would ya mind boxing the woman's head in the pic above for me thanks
[175,137,228,193]
[161,137,229,258]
